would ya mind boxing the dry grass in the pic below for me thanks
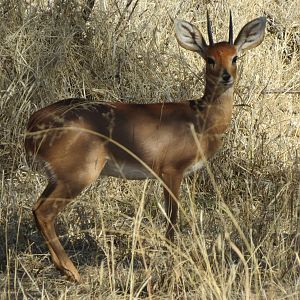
[0,0,299,299]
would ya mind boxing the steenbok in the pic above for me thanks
[25,12,266,282]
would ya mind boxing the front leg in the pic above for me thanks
[161,172,183,242]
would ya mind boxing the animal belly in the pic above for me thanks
[184,160,205,176]
[101,160,155,180]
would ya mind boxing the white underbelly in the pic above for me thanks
[101,159,205,180]
[101,160,155,180]
[184,160,205,176]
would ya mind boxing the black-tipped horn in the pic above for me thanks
[206,11,214,46]
[229,10,233,44]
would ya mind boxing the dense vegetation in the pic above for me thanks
[0,0,299,298]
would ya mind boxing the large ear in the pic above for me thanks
[175,19,207,58]
[234,17,266,53]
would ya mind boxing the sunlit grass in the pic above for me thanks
[0,0,299,298]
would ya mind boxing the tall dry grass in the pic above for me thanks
[0,0,299,299]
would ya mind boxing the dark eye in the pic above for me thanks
[207,57,215,66]
[232,56,238,64]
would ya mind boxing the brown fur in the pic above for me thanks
[25,88,233,282]
[25,15,266,281]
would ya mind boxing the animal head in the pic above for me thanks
[175,12,266,89]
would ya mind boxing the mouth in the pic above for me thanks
[222,80,234,86]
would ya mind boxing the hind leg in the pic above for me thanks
[33,182,63,271]
[33,145,107,282]
[33,182,81,281]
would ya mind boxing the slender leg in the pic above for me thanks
[33,181,86,281]
[33,149,106,282]
[33,182,63,271]
[161,172,183,242]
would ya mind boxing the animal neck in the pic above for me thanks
[203,85,234,105]
[192,77,234,135]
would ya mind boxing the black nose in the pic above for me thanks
[222,71,231,82]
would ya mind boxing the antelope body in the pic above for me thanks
[25,13,266,282]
